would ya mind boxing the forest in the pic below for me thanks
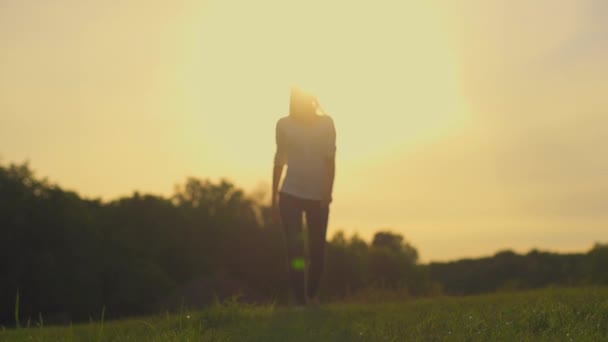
[1,161,607,325]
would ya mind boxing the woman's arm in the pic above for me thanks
[272,119,286,221]
[322,157,335,207]
[272,164,284,208]
[322,117,337,207]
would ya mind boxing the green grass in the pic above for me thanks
[2,287,608,341]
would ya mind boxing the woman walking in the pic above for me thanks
[272,87,336,308]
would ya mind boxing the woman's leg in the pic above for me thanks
[305,202,330,300]
[279,193,307,306]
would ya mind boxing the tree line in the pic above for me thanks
[0,162,606,325]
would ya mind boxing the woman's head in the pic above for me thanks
[290,87,319,121]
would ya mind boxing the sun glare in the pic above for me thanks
[179,0,469,178]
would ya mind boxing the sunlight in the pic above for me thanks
[177,0,470,178]
[3,0,607,264]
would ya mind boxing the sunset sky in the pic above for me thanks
[1,0,607,261]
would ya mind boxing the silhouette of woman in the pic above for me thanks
[272,87,336,308]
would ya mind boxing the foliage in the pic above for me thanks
[1,161,607,325]
[427,247,604,295]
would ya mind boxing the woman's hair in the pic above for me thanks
[290,87,322,118]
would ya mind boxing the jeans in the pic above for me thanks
[279,192,329,305]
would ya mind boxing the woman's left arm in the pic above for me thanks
[322,117,336,207]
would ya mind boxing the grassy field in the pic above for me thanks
[2,287,608,341]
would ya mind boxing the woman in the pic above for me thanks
[272,87,336,307]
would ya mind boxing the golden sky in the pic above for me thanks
[1,0,607,261]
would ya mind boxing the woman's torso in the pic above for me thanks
[279,115,334,200]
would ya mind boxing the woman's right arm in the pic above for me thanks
[272,119,286,221]
[272,164,284,208]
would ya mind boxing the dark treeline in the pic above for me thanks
[428,246,608,295]
[1,162,607,325]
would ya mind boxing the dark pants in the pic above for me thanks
[279,192,329,305]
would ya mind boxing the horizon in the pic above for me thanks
[0,159,603,264]
[2,0,608,262]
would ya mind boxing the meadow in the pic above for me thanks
[2,287,607,341]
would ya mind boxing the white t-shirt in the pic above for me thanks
[275,115,336,201]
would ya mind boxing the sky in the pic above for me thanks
[1,0,607,261]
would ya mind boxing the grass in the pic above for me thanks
[2,287,608,341]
